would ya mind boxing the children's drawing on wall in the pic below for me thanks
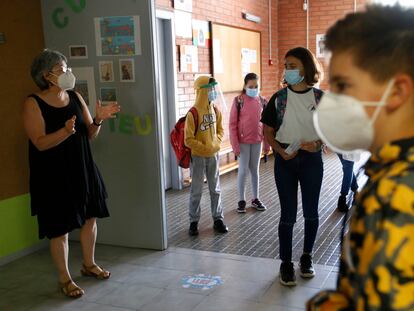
[241,48,257,78]
[119,59,135,82]
[69,45,88,59]
[174,10,192,38]
[95,16,142,56]
[180,45,198,73]
[72,67,97,116]
[99,61,114,82]
[316,34,326,58]
[174,0,192,12]
[100,87,117,105]
[74,80,89,105]
[192,20,210,47]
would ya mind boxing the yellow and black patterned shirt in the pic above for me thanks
[307,138,414,311]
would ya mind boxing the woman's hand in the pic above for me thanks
[95,100,121,123]
[278,148,298,161]
[65,115,76,134]
[301,141,322,152]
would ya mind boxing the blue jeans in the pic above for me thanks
[338,154,358,196]
[274,150,323,262]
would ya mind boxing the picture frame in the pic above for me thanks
[100,87,117,104]
[69,45,88,59]
[119,58,135,82]
[99,61,114,82]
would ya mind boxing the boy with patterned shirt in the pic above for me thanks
[307,4,414,311]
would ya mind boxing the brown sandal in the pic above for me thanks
[81,263,111,280]
[60,280,84,298]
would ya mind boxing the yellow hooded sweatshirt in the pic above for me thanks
[184,76,224,157]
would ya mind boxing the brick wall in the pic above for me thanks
[277,0,367,90]
[155,0,367,174]
[156,0,279,170]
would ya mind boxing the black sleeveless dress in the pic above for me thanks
[28,91,109,239]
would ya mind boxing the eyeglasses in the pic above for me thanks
[50,67,72,74]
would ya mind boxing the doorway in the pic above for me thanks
[155,11,182,190]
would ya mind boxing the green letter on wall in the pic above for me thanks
[64,0,86,13]
[119,114,134,135]
[52,7,69,29]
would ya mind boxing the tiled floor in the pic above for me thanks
[167,153,367,266]
[0,243,339,311]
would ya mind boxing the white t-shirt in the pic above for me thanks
[276,87,320,144]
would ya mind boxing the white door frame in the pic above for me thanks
[155,9,183,190]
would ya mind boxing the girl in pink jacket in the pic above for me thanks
[229,73,269,213]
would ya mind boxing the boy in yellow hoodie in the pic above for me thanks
[184,76,228,236]
[308,4,414,311]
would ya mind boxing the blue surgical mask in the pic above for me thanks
[208,89,217,102]
[285,69,304,85]
[245,88,259,98]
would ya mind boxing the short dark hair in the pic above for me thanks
[325,4,414,82]
[242,72,259,94]
[285,47,322,86]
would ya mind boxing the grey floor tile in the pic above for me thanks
[151,252,225,273]
[167,153,366,268]
[260,283,320,309]
[321,271,339,290]
[116,249,170,267]
[139,289,205,311]
[192,295,262,311]
[96,283,163,309]
[295,267,331,289]
[28,297,91,311]
[209,277,273,302]
[116,265,184,288]
[254,303,305,311]
[30,300,134,311]
[75,279,123,303]
[12,273,60,296]
[0,290,48,311]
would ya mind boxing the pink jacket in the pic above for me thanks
[229,94,270,155]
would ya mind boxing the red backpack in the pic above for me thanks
[170,107,198,169]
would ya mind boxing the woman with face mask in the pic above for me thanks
[22,49,120,298]
[229,73,269,213]
[261,47,324,286]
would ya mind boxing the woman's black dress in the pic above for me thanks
[28,91,109,239]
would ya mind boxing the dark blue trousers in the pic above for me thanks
[338,154,358,195]
[274,150,323,262]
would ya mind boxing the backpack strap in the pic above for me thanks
[236,95,243,122]
[273,87,323,131]
[237,94,266,122]
[312,88,324,105]
[188,107,198,136]
[258,95,267,109]
[274,87,288,132]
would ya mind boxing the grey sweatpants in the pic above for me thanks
[238,143,262,201]
[189,154,224,223]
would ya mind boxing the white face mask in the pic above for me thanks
[50,69,76,90]
[313,79,394,153]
